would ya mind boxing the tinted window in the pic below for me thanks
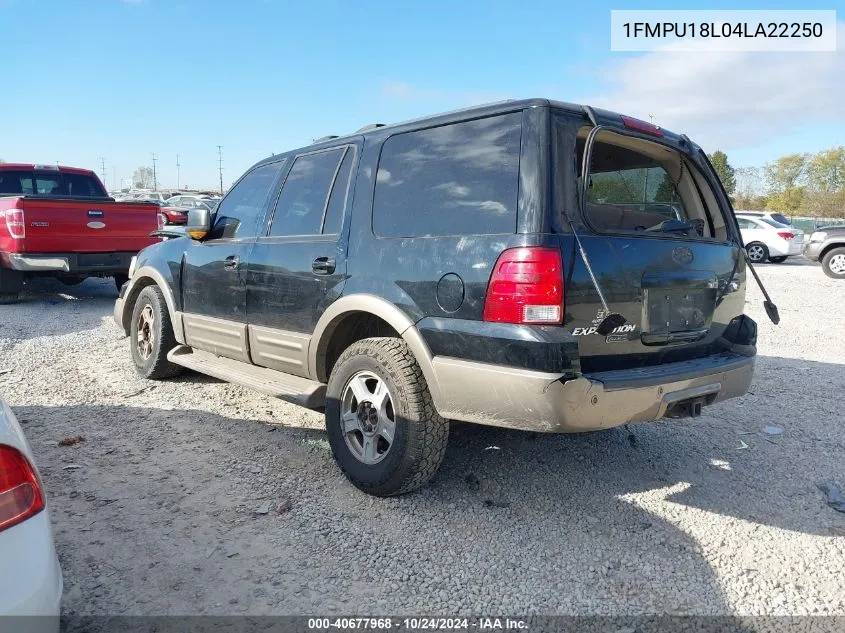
[770,213,790,225]
[372,113,522,238]
[736,218,756,229]
[322,148,354,234]
[210,162,283,239]
[270,149,344,237]
[0,170,106,197]
[64,173,106,197]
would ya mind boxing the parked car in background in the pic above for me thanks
[114,99,757,496]
[734,210,793,227]
[0,164,162,302]
[0,399,62,630]
[804,225,845,279]
[165,194,213,208]
[159,198,217,225]
[735,213,804,263]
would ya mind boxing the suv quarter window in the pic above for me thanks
[322,147,355,235]
[269,147,346,237]
[372,113,522,238]
[209,161,284,240]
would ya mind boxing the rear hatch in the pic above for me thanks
[552,111,746,373]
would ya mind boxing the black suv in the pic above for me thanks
[114,99,757,496]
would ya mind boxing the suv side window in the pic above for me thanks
[269,148,346,237]
[372,113,522,238]
[322,148,355,235]
[210,161,283,239]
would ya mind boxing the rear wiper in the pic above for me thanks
[646,219,698,234]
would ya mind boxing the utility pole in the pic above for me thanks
[176,154,181,190]
[648,113,655,123]
[151,153,158,191]
[100,157,107,188]
[217,145,224,194]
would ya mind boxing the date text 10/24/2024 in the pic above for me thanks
[308,618,528,631]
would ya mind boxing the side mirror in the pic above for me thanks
[186,207,211,240]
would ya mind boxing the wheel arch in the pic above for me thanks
[309,294,443,408]
[119,266,184,342]
[820,242,845,262]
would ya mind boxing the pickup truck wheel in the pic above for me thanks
[129,286,182,379]
[821,247,845,279]
[325,337,449,497]
[746,242,769,263]
[768,256,787,264]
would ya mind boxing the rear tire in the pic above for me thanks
[325,337,449,497]
[821,247,845,280]
[129,286,182,379]
[768,256,787,264]
[746,242,769,264]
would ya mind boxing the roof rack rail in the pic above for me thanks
[313,135,340,144]
[356,123,386,133]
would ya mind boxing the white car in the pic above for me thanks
[735,214,805,264]
[0,399,62,631]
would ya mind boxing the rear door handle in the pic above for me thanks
[312,256,336,275]
[223,255,239,270]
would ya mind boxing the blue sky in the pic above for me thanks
[1,0,842,190]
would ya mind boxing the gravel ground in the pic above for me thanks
[1,258,844,617]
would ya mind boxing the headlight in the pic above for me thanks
[128,256,138,278]
[809,231,828,243]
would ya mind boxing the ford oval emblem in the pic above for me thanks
[672,246,694,265]
[87,221,106,229]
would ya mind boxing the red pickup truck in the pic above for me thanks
[0,164,162,303]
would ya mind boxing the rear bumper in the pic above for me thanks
[2,251,135,274]
[432,351,754,432]
[0,511,62,626]
[804,242,823,261]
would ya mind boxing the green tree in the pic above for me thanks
[763,153,808,192]
[708,151,736,197]
[806,147,845,195]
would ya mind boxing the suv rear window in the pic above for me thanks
[0,170,107,197]
[372,113,522,238]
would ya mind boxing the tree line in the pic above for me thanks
[709,148,845,218]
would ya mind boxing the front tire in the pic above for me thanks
[821,247,845,279]
[768,256,787,264]
[325,337,449,497]
[129,286,182,379]
[746,242,769,264]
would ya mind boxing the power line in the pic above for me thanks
[176,154,181,190]
[151,153,158,191]
[217,145,224,194]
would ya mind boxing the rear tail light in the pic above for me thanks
[777,231,795,240]
[2,207,25,239]
[0,445,45,533]
[483,247,563,325]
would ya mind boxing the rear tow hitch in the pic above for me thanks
[667,397,707,419]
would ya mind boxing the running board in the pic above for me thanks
[167,345,326,408]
